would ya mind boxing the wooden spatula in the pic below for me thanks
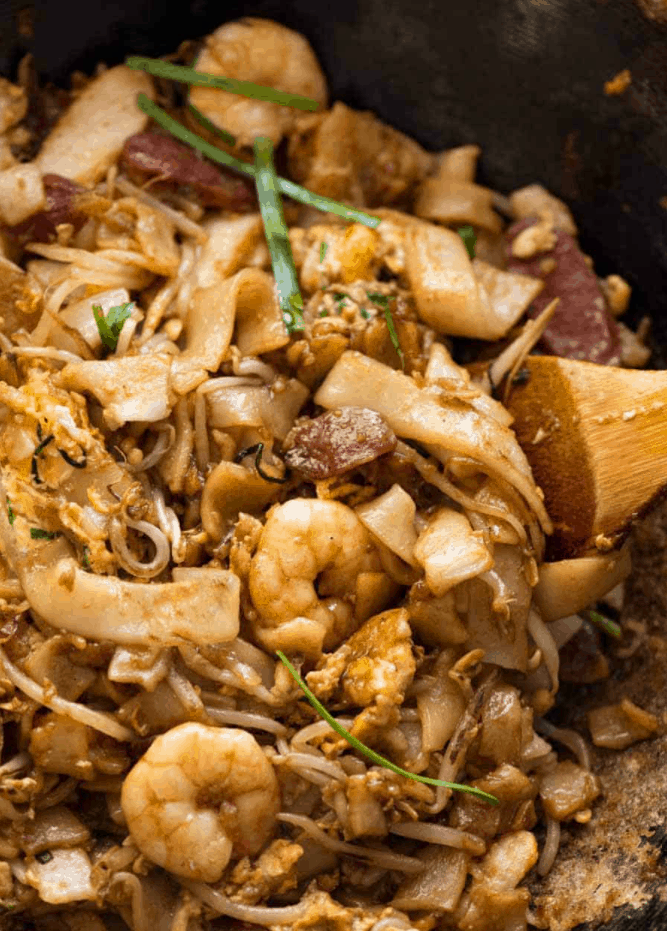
[504,355,667,558]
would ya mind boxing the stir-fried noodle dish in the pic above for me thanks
[0,17,657,931]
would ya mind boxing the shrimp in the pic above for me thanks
[248,498,386,655]
[120,723,280,882]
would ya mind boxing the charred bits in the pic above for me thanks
[284,407,397,481]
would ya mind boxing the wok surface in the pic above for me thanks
[1,1,667,928]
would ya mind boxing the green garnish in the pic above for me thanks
[82,545,91,570]
[584,609,622,639]
[136,95,380,229]
[319,309,328,317]
[127,57,320,111]
[319,241,328,263]
[30,528,57,540]
[35,850,53,864]
[253,136,304,334]
[92,302,134,352]
[457,224,476,259]
[254,442,288,484]
[276,650,499,804]
[6,497,14,525]
[359,307,371,320]
[187,102,236,147]
[367,292,404,369]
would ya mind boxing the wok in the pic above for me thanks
[1,0,667,928]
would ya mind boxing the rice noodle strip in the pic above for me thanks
[527,609,559,695]
[26,242,142,271]
[116,175,208,244]
[109,517,170,579]
[428,669,498,814]
[9,346,84,364]
[183,880,307,925]
[140,278,179,343]
[537,815,561,877]
[390,822,486,855]
[536,720,591,771]
[197,375,262,394]
[278,813,425,874]
[273,752,348,782]
[395,441,527,545]
[203,706,287,736]
[0,645,132,741]
[487,298,558,397]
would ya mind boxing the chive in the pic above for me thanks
[58,447,87,469]
[136,95,380,229]
[187,102,236,147]
[127,57,320,112]
[319,241,328,263]
[367,292,404,369]
[253,136,304,334]
[6,497,14,525]
[457,224,476,259]
[92,302,134,352]
[31,434,54,484]
[30,528,57,540]
[585,609,622,639]
[82,545,91,570]
[276,650,499,804]
[254,443,288,484]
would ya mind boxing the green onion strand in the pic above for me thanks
[457,224,476,259]
[276,650,499,805]
[253,136,304,334]
[367,292,404,369]
[584,609,622,639]
[127,56,320,111]
[135,95,380,229]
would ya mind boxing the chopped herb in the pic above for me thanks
[367,292,404,369]
[319,309,328,317]
[254,443,288,484]
[359,307,371,320]
[35,850,53,864]
[6,497,14,525]
[187,102,236,147]
[136,95,380,229]
[276,650,499,804]
[30,528,57,540]
[584,609,622,639]
[127,57,320,111]
[92,302,134,352]
[333,292,349,304]
[31,433,54,484]
[253,136,304,333]
[82,545,91,570]
[319,241,328,263]
[457,224,476,259]
[58,447,87,469]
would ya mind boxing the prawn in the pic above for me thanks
[120,723,280,882]
[248,498,385,654]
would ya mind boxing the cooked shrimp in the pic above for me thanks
[120,723,280,882]
[190,18,328,147]
[249,498,384,654]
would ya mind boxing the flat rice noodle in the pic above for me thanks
[413,508,493,596]
[405,222,519,340]
[356,485,419,567]
[392,845,469,913]
[0,163,45,226]
[414,174,502,233]
[315,351,551,531]
[201,460,280,542]
[0,504,239,647]
[533,546,631,622]
[36,66,155,186]
[425,342,513,428]
[16,848,95,904]
[193,214,266,287]
[463,544,532,671]
[472,258,543,336]
[59,354,172,429]
[172,268,276,395]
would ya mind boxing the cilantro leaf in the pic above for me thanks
[92,302,134,352]
[30,528,57,540]
[457,224,476,259]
